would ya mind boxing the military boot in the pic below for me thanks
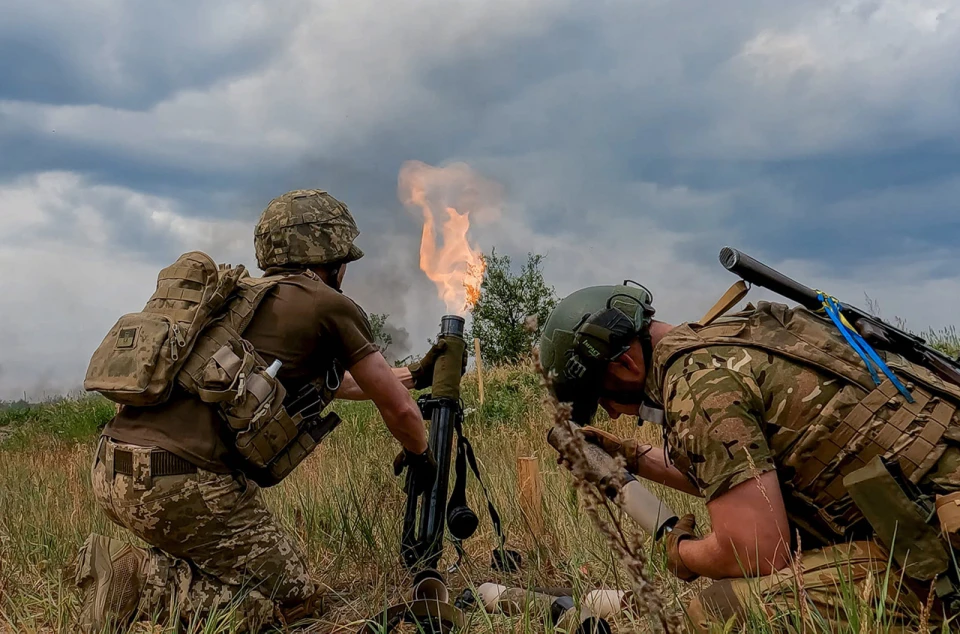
[74,533,147,633]
[279,589,326,626]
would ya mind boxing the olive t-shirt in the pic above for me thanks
[103,272,378,472]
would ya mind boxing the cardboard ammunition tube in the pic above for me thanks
[530,588,632,619]
[477,583,508,612]
[554,600,612,634]
[496,590,612,633]
[411,569,449,603]
[583,590,632,619]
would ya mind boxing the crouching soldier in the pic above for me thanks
[75,190,462,632]
[539,279,960,632]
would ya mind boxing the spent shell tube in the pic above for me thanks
[492,588,612,634]
[410,568,450,604]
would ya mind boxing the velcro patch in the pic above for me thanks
[116,327,139,349]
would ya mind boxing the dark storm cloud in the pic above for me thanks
[0,1,295,109]
[3,0,960,398]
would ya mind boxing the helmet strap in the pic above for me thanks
[328,264,342,292]
[639,328,653,376]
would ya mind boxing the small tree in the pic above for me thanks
[468,249,558,365]
[368,313,394,356]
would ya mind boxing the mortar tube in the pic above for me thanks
[407,315,466,570]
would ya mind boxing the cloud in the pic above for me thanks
[0,0,294,109]
[2,0,960,398]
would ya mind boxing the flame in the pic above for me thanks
[398,160,500,315]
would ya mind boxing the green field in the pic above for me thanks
[0,359,952,633]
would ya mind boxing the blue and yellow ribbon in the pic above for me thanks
[815,290,914,403]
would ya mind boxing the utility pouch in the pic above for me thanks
[262,412,343,486]
[194,340,297,469]
[936,491,960,537]
[843,455,950,581]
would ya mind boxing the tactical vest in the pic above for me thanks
[650,301,960,539]
[85,252,342,485]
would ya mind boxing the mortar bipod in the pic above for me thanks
[357,569,465,634]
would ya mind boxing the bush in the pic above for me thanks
[468,250,558,366]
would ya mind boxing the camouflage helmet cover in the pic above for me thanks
[539,281,655,422]
[254,189,364,270]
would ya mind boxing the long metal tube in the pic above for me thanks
[402,315,465,571]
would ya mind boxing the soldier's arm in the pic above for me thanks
[336,366,415,400]
[633,449,703,497]
[675,471,791,578]
[348,352,428,453]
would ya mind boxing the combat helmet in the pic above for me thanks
[254,189,364,270]
[539,281,655,423]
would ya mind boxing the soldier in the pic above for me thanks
[539,281,960,632]
[74,190,461,633]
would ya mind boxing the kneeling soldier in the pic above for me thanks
[75,190,459,632]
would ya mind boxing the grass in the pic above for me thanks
[0,362,950,633]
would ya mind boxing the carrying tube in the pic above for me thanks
[547,427,678,540]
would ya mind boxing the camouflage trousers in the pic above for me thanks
[90,436,315,632]
[685,541,927,633]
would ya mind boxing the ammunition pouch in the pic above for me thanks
[844,455,951,582]
[195,340,343,487]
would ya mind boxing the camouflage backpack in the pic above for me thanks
[83,252,246,406]
[84,251,343,484]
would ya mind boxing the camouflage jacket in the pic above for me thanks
[646,301,960,545]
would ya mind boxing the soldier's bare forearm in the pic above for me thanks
[336,367,415,400]
[635,449,702,497]
[677,528,791,579]
[675,472,791,579]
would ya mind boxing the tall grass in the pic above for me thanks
[0,364,941,633]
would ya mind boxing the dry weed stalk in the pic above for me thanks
[743,449,774,513]
[531,342,683,633]
[858,571,875,634]
[916,579,935,634]
[791,531,810,633]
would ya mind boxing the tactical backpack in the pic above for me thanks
[84,251,343,485]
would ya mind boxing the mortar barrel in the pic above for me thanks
[440,314,465,338]
[431,318,466,401]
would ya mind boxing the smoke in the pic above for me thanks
[382,322,413,365]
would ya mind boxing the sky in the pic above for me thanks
[2,0,960,400]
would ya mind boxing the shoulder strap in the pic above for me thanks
[694,280,750,327]
[450,417,506,548]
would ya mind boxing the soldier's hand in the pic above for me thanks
[393,446,438,496]
[665,513,700,582]
[580,426,652,473]
[407,341,449,390]
[579,426,625,456]
[555,427,625,472]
